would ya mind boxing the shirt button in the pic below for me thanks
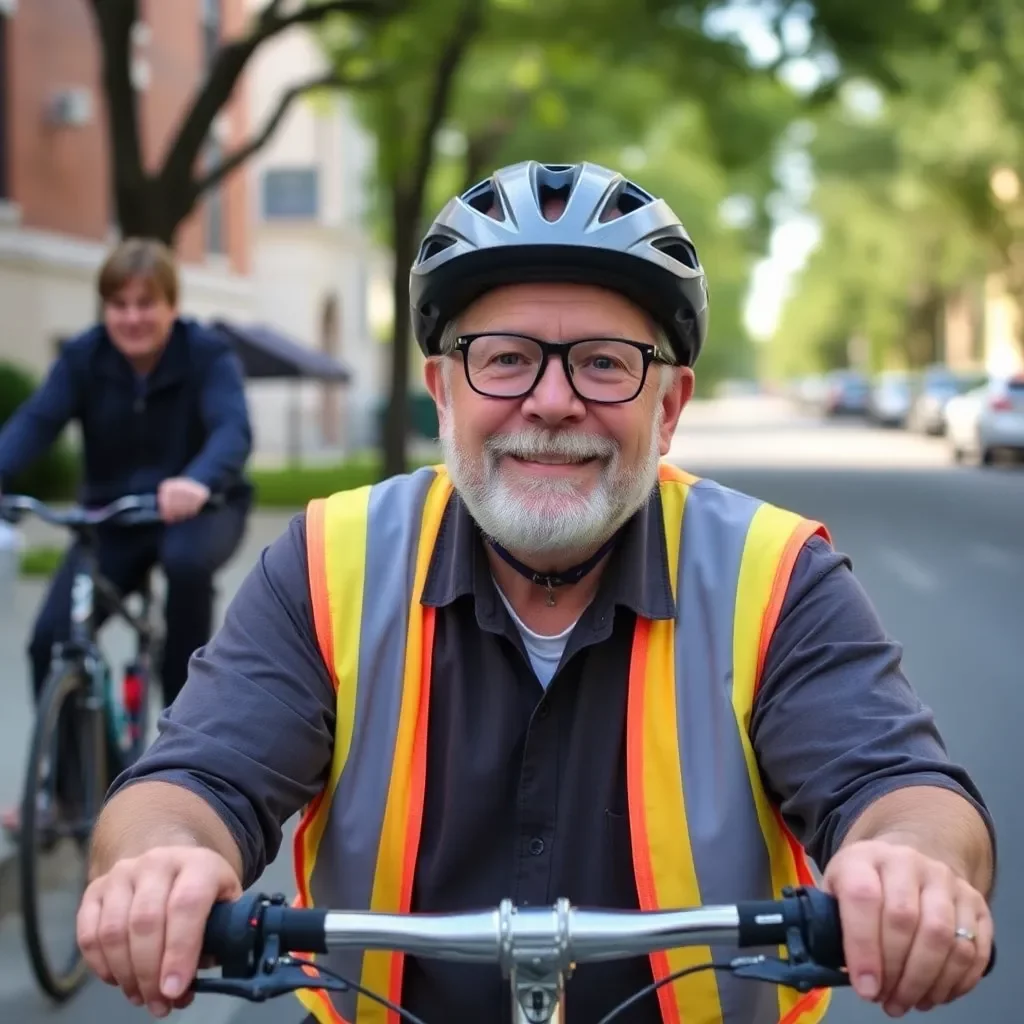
[536,704,550,721]
[529,837,545,856]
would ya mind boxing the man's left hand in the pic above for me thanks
[157,478,211,524]
[823,839,993,1016]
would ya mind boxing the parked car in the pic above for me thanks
[945,375,1024,465]
[906,366,988,436]
[867,370,915,427]
[821,369,870,417]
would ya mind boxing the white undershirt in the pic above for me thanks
[495,583,577,688]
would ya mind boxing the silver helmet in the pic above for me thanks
[409,160,709,366]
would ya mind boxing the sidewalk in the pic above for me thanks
[0,510,299,919]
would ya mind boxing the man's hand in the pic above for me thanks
[157,478,210,524]
[823,839,993,1016]
[77,846,241,1018]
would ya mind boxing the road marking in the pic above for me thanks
[877,547,938,593]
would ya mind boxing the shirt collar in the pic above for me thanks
[421,484,675,622]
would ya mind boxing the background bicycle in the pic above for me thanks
[0,493,167,1001]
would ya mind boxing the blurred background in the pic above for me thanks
[0,1,1022,1022]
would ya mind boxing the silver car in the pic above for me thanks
[946,375,1024,465]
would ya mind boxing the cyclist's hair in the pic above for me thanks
[436,319,678,365]
[98,238,179,307]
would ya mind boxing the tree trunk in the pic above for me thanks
[382,193,418,478]
[114,178,179,244]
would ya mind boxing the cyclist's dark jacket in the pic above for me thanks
[111,493,996,1024]
[0,318,252,506]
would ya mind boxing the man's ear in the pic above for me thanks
[424,356,450,432]
[657,366,695,456]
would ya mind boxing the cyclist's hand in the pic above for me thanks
[157,478,211,523]
[823,839,992,1016]
[77,846,242,1018]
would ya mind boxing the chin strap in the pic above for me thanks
[487,531,623,606]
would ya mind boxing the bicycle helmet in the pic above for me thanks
[409,160,709,366]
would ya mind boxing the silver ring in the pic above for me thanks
[955,926,977,943]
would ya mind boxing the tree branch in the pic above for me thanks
[257,0,403,38]
[189,69,381,199]
[404,0,486,221]
[160,0,399,220]
[88,0,147,203]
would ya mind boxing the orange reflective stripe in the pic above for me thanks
[658,461,700,486]
[305,498,337,689]
[625,618,681,1024]
[384,604,437,1023]
[754,518,830,693]
[777,987,829,1024]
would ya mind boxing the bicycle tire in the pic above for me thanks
[19,660,104,1001]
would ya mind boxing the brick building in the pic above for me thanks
[0,0,388,459]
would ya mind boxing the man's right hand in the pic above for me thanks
[77,846,242,1018]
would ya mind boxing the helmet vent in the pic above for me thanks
[418,234,457,263]
[652,236,699,270]
[537,184,571,221]
[462,179,504,220]
[599,180,655,222]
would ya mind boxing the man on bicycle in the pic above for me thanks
[79,163,994,1024]
[0,238,253,832]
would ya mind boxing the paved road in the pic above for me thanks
[1,399,1021,1022]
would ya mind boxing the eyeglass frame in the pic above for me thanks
[451,332,670,405]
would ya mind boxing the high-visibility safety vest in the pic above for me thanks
[295,462,833,1024]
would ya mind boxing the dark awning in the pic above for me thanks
[212,320,352,382]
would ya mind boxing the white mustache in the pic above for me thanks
[484,430,617,463]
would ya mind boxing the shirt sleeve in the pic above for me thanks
[107,512,335,887]
[750,534,995,871]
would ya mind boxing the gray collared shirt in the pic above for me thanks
[109,484,993,1024]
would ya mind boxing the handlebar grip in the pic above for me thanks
[202,894,329,975]
[739,887,996,978]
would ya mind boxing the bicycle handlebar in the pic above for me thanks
[0,491,224,529]
[193,886,995,1021]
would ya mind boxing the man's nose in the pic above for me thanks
[520,353,586,425]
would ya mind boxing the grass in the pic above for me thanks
[249,454,439,508]
[20,545,64,577]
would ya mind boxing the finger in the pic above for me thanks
[885,866,955,1014]
[127,862,177,1014]
[831,857,885,1001]
[949,896,994,1001]
[158,871,226,1002]
[96,872,144,1005]
[77,882,116,985]
[877,854,922,1004]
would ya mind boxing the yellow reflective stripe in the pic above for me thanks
[310,487,372,870]
[296,487,374,1024]
[360,469,453,1024]
[732,503,830,1023]
[631,476,723,1023]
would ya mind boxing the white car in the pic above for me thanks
[945,375,1024,465]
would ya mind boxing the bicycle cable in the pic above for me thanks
[595,961,735,1024]
[287,957,430,1024]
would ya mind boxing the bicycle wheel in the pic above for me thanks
[19,659,106,1001]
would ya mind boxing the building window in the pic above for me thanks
[262,168,320,220]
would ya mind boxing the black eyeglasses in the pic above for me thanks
[453,333,665,405]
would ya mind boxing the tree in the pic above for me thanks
[88,0,397,243]
[330,0,797,475]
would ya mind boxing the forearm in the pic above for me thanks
[840,785,995,896]
[89,780,244,882]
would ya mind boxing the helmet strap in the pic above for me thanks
[486,531,622,607]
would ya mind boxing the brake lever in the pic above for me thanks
[730,954,849,992]
[192,958,351,1002]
